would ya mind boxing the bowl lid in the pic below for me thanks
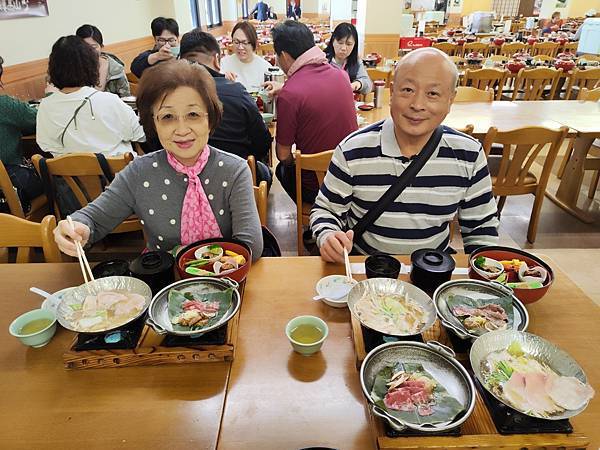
[129,251,174,276]
[92,259,130,278]
[411,249,455,274]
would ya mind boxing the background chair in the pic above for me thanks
[258,43,274,55]
[511,67,561,100]
[0,214,61,263]
[0,160,47,220]
[482,126,568,243]
[461,42,490,57]
[293,149,334,255]
[500,42,526,57]
[432,42,458,56]
[31,153,140,234]
[253,181,268,226]
[531,54,554,64]
[531,41,559,57]
[564,68,600,100]
[247,155,257,185]
[454,86,494,102]
[578,87,600,101]
[462,68,508,100]
[366,68,392,88]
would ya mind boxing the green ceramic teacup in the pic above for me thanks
[285,315,328,356]
[9,308,57,348]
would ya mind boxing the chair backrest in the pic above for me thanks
[294,149,334,255]
[0,160,26,218]
[129,83,138,96]
[462,42,490,57]
[512,67,561,100]
[563,42,578,53]
[247,155,257,185]
[579,87,600,101]
[432,42,458,56]
[450,55,466,67]
[367,68,392,88]
[31,153,133,220]
[0,214,61,263]
[488,54,509,64]
[253,181,268,226]
[463,68,508,100]
[454,86,494,102]
[482,126,568,196]
[577,54,600,62]
[531,41,559,57]
[564,68,600,100]
[500,42,526,56]
[258,43,274,55]
[126,72,139,83]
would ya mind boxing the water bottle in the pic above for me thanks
[373,80,386,108]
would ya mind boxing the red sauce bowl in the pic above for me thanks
[468,246,554,304]
[176,238,252,283]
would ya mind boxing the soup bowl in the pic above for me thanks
[9,308,57,348]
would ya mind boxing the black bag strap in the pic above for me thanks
[352,126,445,251]
[38,157,56,218]
[95,153,114,183]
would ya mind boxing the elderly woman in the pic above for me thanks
[53,60,263,259]
[36,35,144,156]
[220,21,272,93]
[75,24,131,97]
[324,22,372,95]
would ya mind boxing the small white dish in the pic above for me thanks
[471,256,504,280]
[518,263,548,284]
[42,287,77,315]
[194,245,224,263]
[315,275,357,308]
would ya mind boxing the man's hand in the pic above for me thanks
[224,71,237,81]
[261,80,284,97]
[351,80,362,92]
[148,44,175,66]
[320,230,354,263]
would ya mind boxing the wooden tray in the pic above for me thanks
[350,315,590,450]
[62,281,244,370]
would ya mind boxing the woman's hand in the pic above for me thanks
[351,80,362,92]
[261,81,284,97]
[54,219,90,257]
[320,230,354,263]
[224,71,238,81]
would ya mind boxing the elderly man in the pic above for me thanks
[310,48,499,263]
[265,20,357,206]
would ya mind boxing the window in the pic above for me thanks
[241,0,249,19]
[492,0,519,19]
[205,0,222,28]
[190,0,201,28]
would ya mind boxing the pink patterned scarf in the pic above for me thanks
[166,147,222,245]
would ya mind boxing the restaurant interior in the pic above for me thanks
[1,0,599,448]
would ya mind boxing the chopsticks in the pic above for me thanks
[343,247,353,283]
[67,216,94,290]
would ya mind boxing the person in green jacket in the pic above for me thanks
[76,24,131,98]
[0,56,44,213]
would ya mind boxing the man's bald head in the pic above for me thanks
[394,47,459,92]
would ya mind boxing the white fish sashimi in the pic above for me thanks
[546,376,595,410]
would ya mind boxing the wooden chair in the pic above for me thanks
[129,83,138,96]
[258,43,274,55]
[247,155,257,185]
[488,54,509,64]
[367,68,392,88]
[577,54,600,63]
[482,126,568,243]
[511,67,561,101]
[450,56,467,67]
[0,214,61,263]
[454,86,494,102]
[578,87,600,101]
[461,42,490,57]
[0,160,47,220]
[531,42,559,57]
[500,42,526,57]
[31,153,140,234]
[126,72,139,83]
[432,42,458,56]
[293,149,334,255]
[253,181,268,226]
[564,68,600,100]
[562,42,578,53]
[462,68,508,100]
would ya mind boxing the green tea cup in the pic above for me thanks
[9,308,57,348]
[285,315,328,356]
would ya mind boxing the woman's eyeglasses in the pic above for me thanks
[155,111,209,127]
[233,39,251,48]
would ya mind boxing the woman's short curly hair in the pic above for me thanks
[48,35,99,89]
[136,60,223,140]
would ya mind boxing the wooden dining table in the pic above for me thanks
[3,256,597,449]
[360,93,600,222]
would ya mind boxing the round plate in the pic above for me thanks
[315,275,357,308]
[41,286,77,315]
[358,103,374,111]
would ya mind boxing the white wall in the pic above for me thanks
[540,0,570,18]
[0,0,173,65]
[331,0,352,21]
[221,0,238,22]
[303,0,319,14]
